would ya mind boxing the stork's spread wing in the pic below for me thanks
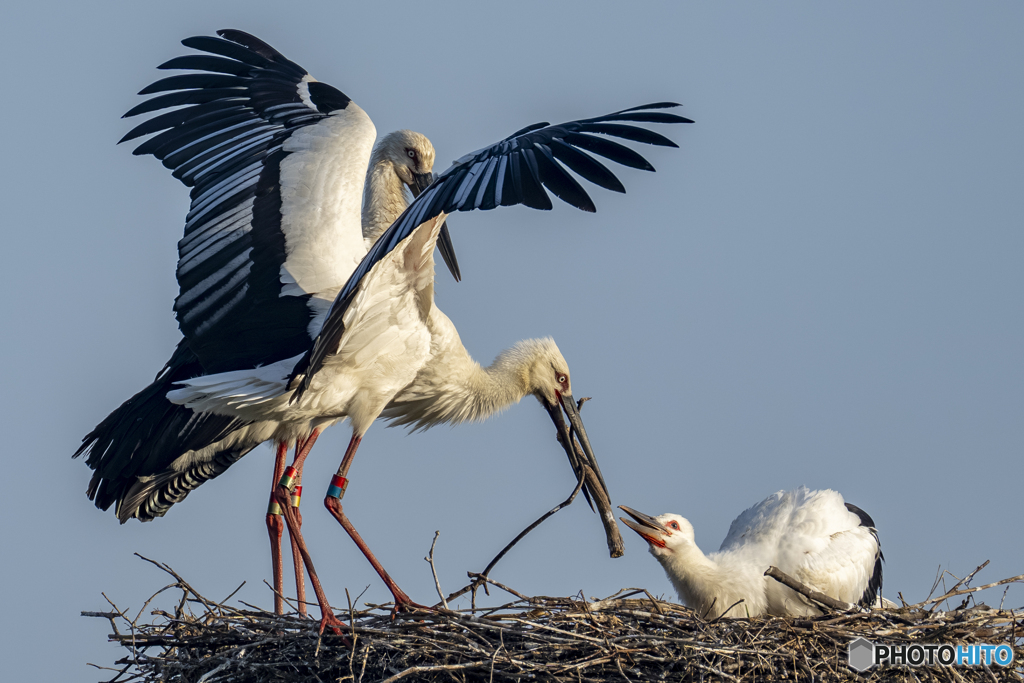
[291,104,692,395]
[122,29,375,373]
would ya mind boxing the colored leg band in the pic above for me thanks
[278,465,298,489]
[290,485,303,508]
[327,475,349,500]
[267,500,283,516]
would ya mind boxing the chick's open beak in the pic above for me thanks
[619,505,670,548]
[411,172,461,282]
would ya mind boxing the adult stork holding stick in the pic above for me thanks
[77,29,691,631]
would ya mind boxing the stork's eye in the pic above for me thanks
[669,521,680,531]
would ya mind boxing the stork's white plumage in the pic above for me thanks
[76,29,689,634]
[76,31,463,616]
[620,488,884,618]
[79,91,452,615]
[77,32,462,525]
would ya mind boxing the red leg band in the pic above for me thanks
[279,465,298,489]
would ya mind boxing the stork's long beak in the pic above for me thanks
[618,505,670,548]
[543,393,624,558]
[412,172,461,282]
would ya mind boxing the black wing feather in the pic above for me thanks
[845,502,885,607]
[124,88,249,118]
[291,103,691,395]
[614,101,686,112]
[534,143,596,212]
[157,54,254,76]
[217,29,307,77]
[549,139,625,193]
[121,102,247,144]
[134,116,259,158]
[578,122,679,148]
[139,73,245,95]
[180,35,276,69]
[517,147,553,210]
[563,132,654,170]
[122,30,357,373]
[590,111,694,124]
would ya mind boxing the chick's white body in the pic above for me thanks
[634,488,882,619]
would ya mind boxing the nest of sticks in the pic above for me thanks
[86,554,1023,683]
[86,442,1022,682]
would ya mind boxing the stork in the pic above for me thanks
[77,121,454,616]
[76,29,690,632]
[619,488,884,618]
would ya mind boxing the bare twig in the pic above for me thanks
[929,560,991,613]
[262,578,299,614]
[466,574,530,601]
[379,660,489,683]
[765,566,862,613]
[913,573,1024,609]
[425,530,449,610]
[220,580,246,605]
[442,472,587,607]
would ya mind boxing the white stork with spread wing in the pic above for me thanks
[78,30,691,634]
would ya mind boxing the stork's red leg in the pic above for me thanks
[288,510,306,615]
[323,435,426,614]
[287,432,318,617]
[266,441,288,615]
[271,429,347,637]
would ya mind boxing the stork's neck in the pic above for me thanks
[657,545,758,619]
[439,347,535,424]
[362,151,409,246]
[385,331,543,430]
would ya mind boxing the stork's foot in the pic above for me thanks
[318,610,351,645]
[389,590,430,618]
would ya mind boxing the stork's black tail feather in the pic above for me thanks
[75,340,250,521]
[845,502,885,607]
[116,444,253,522]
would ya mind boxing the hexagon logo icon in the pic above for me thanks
[848,637,875,672]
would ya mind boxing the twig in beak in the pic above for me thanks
[552,396,624,558]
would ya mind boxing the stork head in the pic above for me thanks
[619,506,696,559]
[500,338,572,406]
[496,338,579,412]
[373,129,461,282]
[377,129,437,196]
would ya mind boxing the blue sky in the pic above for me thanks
[2,2,1021,679]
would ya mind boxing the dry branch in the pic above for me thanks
[765,565,863,613]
